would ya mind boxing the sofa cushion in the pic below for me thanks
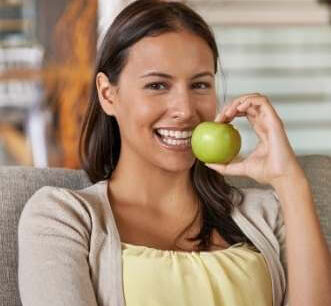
[0,167,91,306]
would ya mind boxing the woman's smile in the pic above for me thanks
[153,128,193,152]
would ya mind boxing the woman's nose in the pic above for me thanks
[171,90,196,121]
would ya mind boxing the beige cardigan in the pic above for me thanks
[18,180,288,306]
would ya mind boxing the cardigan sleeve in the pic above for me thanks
[18,186,99,306]
[272,190,289,306]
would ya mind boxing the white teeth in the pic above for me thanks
[162,137,191,147]
[155,128,193,148]
[157,129,193,139]
[182,131,190,138]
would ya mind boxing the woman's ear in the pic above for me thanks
[96,72,118,116]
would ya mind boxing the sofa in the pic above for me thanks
[0,155,330,306]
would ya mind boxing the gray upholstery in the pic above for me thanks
[0,167,91,306]
[0,155,330,306]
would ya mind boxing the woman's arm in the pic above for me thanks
[18,186,99,306]
[205,93,331,306]
[271,168,331,306]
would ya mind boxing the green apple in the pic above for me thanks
[191,122,241,164]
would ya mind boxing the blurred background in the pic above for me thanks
[0,0,330,169]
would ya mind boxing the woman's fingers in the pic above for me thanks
[237,96,271,143]
[205,160,246,177]
[228,95,262,120]
[215,93,281,145]
[215,93,262,123]
[215,110,247,123]
[215,104,231,122]
[215,94,283,144]
[222,94,278,127]
[225,94,259,118]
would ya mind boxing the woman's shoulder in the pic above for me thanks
[235,187,283,234]
[237,187,279,212]
[19,180,110,235]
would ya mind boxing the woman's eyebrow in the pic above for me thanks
[140,71,214,79]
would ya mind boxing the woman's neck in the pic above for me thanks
[108,156,197,218]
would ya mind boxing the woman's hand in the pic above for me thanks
[205,93,306,187]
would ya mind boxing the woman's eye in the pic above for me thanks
[145,82,168,90]
[192,82,211,89]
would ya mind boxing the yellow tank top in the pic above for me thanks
[121,241,273,306]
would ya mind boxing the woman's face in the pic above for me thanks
[98,30,218,173]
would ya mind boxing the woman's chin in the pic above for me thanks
[158,157,196,173]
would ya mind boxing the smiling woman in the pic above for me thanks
[79,0,248,255]
[17,1,331,306]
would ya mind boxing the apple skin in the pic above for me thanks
[191,122,241,164]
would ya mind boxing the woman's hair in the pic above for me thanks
[79,0,252,250]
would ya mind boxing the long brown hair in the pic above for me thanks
[79,0,251,251]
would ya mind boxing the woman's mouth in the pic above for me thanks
[154,128,192,151]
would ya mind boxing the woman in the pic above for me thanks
[18,1,330,306]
